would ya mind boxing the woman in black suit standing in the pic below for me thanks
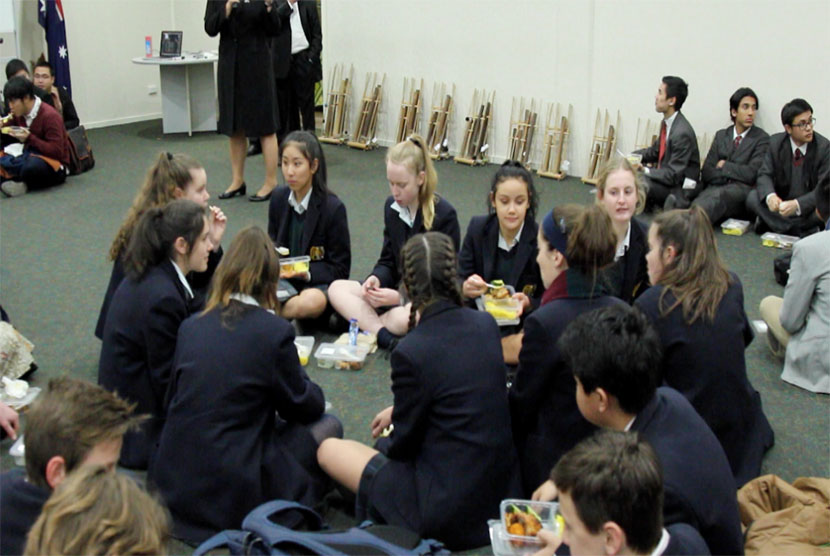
[206,0,290,202]
[98,200,213,469]
[318,232,520,551]
[150,226,340,543]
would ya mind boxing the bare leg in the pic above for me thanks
[501,332,524,365]
[257,133,279,197]
[328,280,385,333]
[379,303,412,336]
[281,288,327,320]
[225,132,247,193]
[317,438,378,493]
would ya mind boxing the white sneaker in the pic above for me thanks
[0,181,28,198]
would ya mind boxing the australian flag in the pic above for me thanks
[38,0,72,97]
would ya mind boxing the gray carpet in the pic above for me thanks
[1,119,827,552]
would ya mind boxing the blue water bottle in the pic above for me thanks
[348,319,359,346]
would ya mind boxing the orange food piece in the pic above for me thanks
[507,522,525,536]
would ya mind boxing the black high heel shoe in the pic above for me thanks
[218,183,246,199]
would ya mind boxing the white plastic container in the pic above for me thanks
[476,285,521,326]
[489,499,561,556]
[0,386,41,410]
[314,343,369,371]
[294,336,314,366]
[279,256,311,277]
[761,232,799,249]
[721,218,751,236]
[9,435,24,466]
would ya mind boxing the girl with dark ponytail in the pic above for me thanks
[95,152,227,339]
[458,160,543,363]
[328,135,460,349]
[318,232,521,551]
[510,203,624,495]
[98,199,212,470]
[635,206,773,486]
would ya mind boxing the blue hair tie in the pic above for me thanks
[542,209,568,260]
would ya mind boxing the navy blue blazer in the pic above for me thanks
[509,293,624,494]
[633,388,743,556]
[94,247,221,339]
[373,301,520,550]
[458,213,543,304]
[665,523,711,555]
[635,276,774,487]
[602,217,649,304]
[267,186,351,287]
[370,196,460,288]
[0,469,50,556]
[149,303,325,542]
[98,260,195,469]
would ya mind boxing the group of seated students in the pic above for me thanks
[1,74,827,555]
[1,58,80,197]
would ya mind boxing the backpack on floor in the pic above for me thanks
[67,125,95,175]
[773,252,792,286]
[193,500,450,556]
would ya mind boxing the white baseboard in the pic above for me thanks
[83,113,163,130]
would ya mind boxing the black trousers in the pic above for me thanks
[4,155,66,190]
[745,189,822,235]
[692,182,751,225]
[276,51,317,139]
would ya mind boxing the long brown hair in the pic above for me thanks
[652,206,732,323]
[401,232,463,331]
[109,152,202,261]
[203,226,280,317]
[386,135,438,230]
[24,465,170,556]
[544,204,617,276]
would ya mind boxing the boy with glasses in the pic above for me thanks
[747,98,829,236]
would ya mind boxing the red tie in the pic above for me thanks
[794,149,804,167]
[658,121,667,168]
[734,135,742,149]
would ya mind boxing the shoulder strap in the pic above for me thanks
[243,500,325,534]
[193,530,255,556]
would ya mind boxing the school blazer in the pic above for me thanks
[371,196,460,288]
[509,294,624,494]
[635,111,701,188]
[635,276,774,487]
[779,230,830,393]
[701,125,770,188]
[458,214,543,303]
[150,304,325,542]
[98,260,196,469]
[384,301,521,549]
[620,217,649,303]
[267,186,351,286]
[94,247,221,339]
[756,131,830,216]
[632,388,744,556]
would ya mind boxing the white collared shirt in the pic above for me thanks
[170,259,194,299]
[651,528,671,556]
[288,187,312,215]
[732,126,751,142]
[623,416,636,431]
[390,201,416,228]
[229,292,276,314]
[498,222,524,252]
[25,96,42,127]
[614,222,632,261]
[790,136,808,158]
[289,2,310,55]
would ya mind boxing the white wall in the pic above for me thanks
[323,0,830,176]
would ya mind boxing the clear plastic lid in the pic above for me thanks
[476,285,521,326]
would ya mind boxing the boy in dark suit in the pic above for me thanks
[532,431,710,556]
[33,60,80,130]
[634,76,700,211]
[691,87,770,223]
[747,98,828,236]
[535,304,743,555]
[0,377,141,556]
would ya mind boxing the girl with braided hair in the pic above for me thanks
[328,135,460,349]
[318,232,520,551]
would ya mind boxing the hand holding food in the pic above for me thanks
[532,479,558,502]
[531,529,562,556]
[365,286,400,309]
[371,405,394,438]
[208,205,227,246]
[463,274,488,299]
[0,401,19,440]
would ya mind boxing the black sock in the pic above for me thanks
[376,327,400,349]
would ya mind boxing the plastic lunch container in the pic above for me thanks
[294,336,314,366]
[476,285,521,326]
[314,343,370,371]
[489,499,561,556]
[279,256,311,275]
[0,386,41,411]
[9,435,24,466]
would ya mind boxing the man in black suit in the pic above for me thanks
[535,304,743,555]
[33,60,80,130]
[248,0,322,155]
[689,87,769,224]
[634,76,700,211]
[747,98,828,236]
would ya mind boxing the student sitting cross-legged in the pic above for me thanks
[150,226,341,544]
[533,304,743,555]
[532,430,710,556]
[0,377,142,556]
[318,232,521,551]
